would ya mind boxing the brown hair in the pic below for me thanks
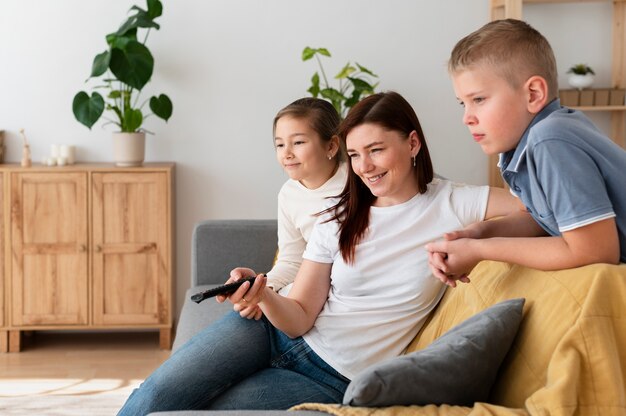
[324,91,433,264]
[449,19,558,100]
[272,97,343,162]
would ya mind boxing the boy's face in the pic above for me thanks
[452,66,535,155]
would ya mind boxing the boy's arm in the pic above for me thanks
[428,216,620,277]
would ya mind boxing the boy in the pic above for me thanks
[426,19,626,287]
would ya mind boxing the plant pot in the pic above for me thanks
[112,132,145,167]
[567,73,594,90]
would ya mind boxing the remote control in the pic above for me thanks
[191,277,256,304]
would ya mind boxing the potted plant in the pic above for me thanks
[302,47,378,118]
[72,0,173,166]
[567,64,595,90]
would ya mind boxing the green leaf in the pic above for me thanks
[344,90,362,109]
[109,40,154,90]
[356,63,378,78]
[320,88,345,103]
[302,47,316,61]
[316,48,331,57]
[108,90,122,99]
[147,0,163,19]
[72,91,105,129]
[90,51,110,78]
[307,72,320,97]
[348,77,375,93]
[335,63,355,79]
[150,94,173,121]
[107,34,133,49]
[116,10,159,38]
[122,108,143,132]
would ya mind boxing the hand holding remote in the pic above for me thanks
[191,277,257,304]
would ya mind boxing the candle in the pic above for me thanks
[60,145,75,164]
[50,144,60,158]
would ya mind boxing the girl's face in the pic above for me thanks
[274,115,337,189]
[346,123,421,207]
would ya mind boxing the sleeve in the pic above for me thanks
[449,182,490,227]
[528,138,615,232]
[302,214,337,264]
[266,190,306,291]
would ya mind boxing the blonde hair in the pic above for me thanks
[449,19,558,99]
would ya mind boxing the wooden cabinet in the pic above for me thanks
[488,0,626,186]
[1,163,174,352]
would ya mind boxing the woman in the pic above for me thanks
[118,91,516,415]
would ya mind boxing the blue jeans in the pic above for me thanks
[117,311,349,415]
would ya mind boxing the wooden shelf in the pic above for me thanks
[573,105,626,111]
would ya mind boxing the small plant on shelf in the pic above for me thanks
[302,47,378,118]
[567,63,595,90]
[567,64,595,76]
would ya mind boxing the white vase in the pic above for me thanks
[568,73,595,90]
[112,132,145,167]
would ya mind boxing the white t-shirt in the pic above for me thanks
[266,163,348,292]
[302,179,489,379]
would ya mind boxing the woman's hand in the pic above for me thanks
[220,268,268,320]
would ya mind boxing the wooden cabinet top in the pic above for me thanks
[0,162,175,172]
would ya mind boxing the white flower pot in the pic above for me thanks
[568,73,594,90]
[112,132,145,167]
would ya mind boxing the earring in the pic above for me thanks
[328,154,333,160]
[412,156,416,167]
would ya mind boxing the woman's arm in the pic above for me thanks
[228,259,332,338]
[484,187,525,220]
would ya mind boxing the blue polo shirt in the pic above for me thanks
[499,99,626,262]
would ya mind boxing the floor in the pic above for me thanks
[0,331,170,415]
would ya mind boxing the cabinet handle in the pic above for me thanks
[79,244,87,252]
[95,245,102,253]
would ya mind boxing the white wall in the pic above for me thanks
[0,0,612,318]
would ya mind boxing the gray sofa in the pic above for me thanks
[149,219,325,416]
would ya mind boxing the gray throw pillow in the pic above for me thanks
[343,298,525,407]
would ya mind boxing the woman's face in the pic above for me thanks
[274,115,336,189]
[346,123,420,207]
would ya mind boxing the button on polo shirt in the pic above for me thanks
[499,99,626,262]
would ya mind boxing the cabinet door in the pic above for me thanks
[11,172,88,326]
[0,173,4,329]
[92,172,170,326]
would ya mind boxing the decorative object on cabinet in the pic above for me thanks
[0,163,174,353]
[113,132,145,167]
[487,0,626,188]
[72,0,173,166]
[567,63,595,90]
[302,46,379,118]
[18,129,31,168]
[0,130,5,163]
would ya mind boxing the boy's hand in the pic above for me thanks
[425,238,480,287]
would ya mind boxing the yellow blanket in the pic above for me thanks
[292,261,626,416]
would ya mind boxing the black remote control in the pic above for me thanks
[190,277,256,304]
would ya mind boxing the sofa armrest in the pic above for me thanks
[191,219,278,287]
[173,220,278,353]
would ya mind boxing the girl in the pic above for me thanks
[236,98,348,320]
